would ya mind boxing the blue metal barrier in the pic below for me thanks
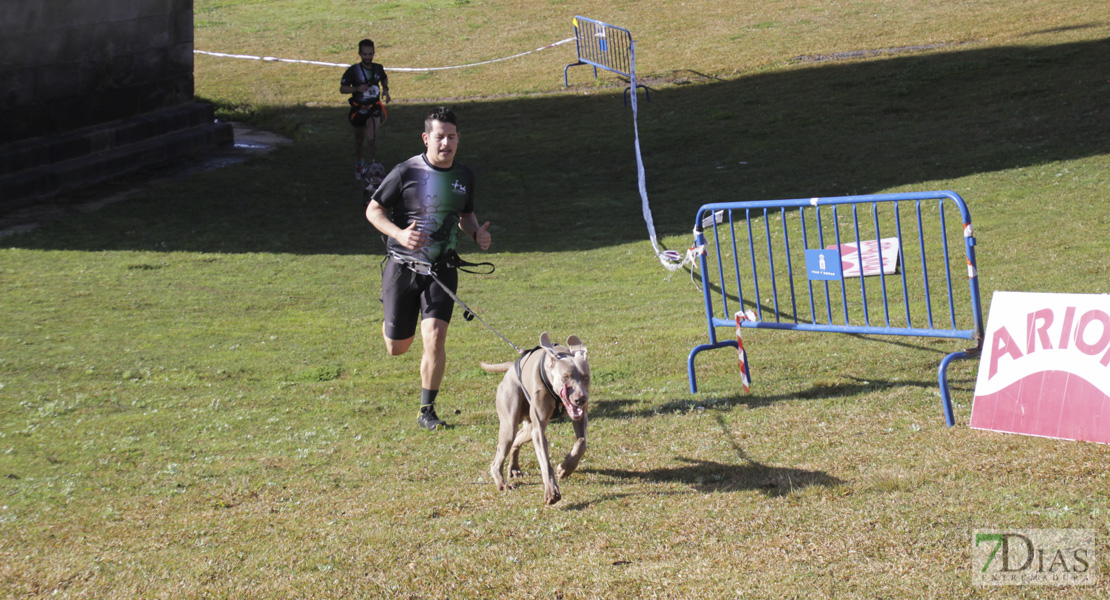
[564,16,649,105]
[687,191,985,426]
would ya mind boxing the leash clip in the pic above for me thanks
[386,249,517,352]
[388,250,433,275]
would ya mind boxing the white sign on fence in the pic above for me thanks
[825,237,900,278]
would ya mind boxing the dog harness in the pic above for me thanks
[515,347,568,418]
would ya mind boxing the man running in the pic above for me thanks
[365,107,492,430]
[340,38,391,180]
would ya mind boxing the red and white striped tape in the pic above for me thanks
[734,309,757,393]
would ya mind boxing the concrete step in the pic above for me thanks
[0,103,234,211]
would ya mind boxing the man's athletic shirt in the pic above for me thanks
[371,154,475,264]
[341,62,388,106]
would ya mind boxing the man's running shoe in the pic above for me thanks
[417,404,447,430]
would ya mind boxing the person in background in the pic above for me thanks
[340,38,390,180]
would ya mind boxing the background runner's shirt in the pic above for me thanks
[340,62,388,105]
[371,154,476,264]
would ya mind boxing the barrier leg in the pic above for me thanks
[564,62,606,87]
[687,340,739,393]
[622,84,651,107]
[937,350,979,427]
[564,62,585,87]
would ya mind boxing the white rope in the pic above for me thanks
[628,43,694,272]
[194,37,575,72]
[193,50,347,67]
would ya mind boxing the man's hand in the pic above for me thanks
[395,220,429,251]
[474,221,491,251]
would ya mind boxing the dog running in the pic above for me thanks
[481,333,590,505]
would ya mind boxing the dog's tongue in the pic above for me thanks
[562,397,585,420]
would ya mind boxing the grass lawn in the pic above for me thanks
[2,1,1108,597]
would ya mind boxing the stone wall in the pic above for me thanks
[0,0,195,144]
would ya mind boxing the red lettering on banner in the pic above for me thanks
[1058,306,1076,350]
[827,238,899,277]
[989,326,1023,380]
[987,306,1110,378]
[1074,310,1110,357]
[973,293,1110,444]
[1026,309,1054,353]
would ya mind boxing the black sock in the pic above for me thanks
[421,388,439,407]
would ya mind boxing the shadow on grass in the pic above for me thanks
[569,413,844,508]
[591,375,956,420]
[582,456,844,498]
[4,38,1107,255]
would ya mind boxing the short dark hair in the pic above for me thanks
[424,107,458,133]
[358,39,375,51]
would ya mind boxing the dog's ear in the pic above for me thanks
[539,332,559,358]
[566,335,587,359]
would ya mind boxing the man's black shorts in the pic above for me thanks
[348,101,383,128]
[380,259,457,340]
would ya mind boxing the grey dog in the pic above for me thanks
[481,333,590,505]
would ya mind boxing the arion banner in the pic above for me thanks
[970,291,1110,443]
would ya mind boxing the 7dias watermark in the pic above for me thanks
[973,529,1097,586]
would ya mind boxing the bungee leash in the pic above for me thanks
[386,249,525,354]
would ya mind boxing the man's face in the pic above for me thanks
[359,46,375,64]
[422,120,459,168]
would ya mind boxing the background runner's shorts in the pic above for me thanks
[380,259,457,340]
[348,102,382,128]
